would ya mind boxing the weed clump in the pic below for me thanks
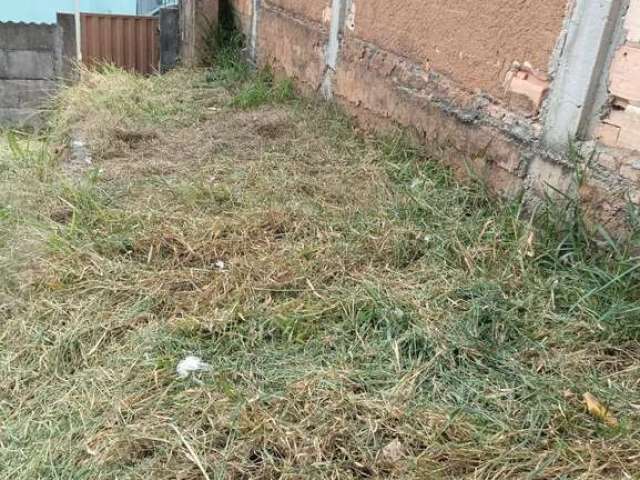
[230,68,296,109]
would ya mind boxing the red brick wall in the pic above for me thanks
[225,0,640,231]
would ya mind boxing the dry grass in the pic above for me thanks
[0,63,639,479]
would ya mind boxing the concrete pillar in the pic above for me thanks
[250,0,260,62]
[542,0,628,150]
[57,13,78,81]
[160,7,180,72]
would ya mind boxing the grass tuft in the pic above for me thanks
[230,68,297,109]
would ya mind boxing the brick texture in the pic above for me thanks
[505,67,550,113]
[627,0,640,43]
[610,45,640,104]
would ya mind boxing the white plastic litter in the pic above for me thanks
[70,138,93,165]
[176,355,210,379]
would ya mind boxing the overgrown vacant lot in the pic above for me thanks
[1,62,639,479]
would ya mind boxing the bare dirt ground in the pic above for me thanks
[0,65,639,479]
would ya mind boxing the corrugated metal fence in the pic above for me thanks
[81,13,159,75]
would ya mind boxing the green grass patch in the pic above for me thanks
[230,68,297,109]
[0,52,638,479]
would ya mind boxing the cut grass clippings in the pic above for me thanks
[0,59,639,479]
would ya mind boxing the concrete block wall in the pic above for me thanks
[0,22,63,128]
[226,0,638,230]
[160,7,180,72]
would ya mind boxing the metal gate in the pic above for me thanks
[81,13,160,75]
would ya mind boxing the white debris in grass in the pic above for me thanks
[70,138,93,165]
[176,355,210,379]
